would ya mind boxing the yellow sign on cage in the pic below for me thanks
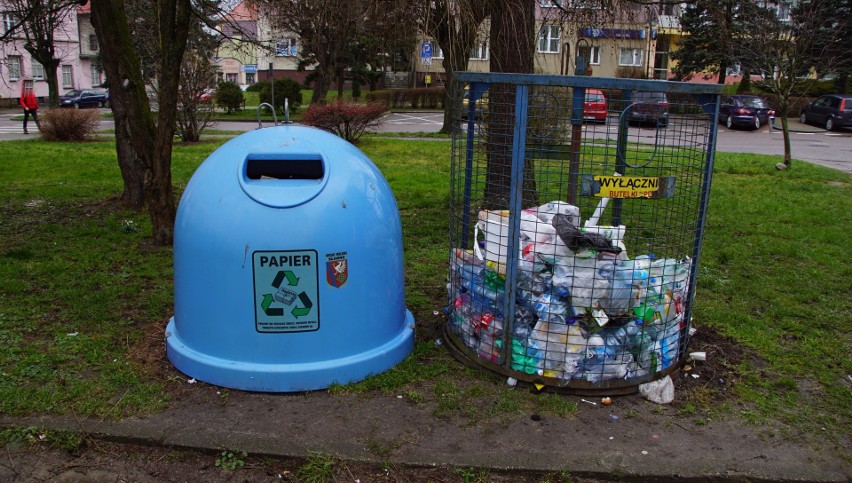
[592,175,660,198]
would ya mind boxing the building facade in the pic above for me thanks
[215,2,259,88]
[0,3,103,105]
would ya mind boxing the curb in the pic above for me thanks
[3,402,849,483]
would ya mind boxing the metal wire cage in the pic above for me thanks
[446,72,723,393]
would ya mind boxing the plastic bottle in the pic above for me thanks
[659,316,683,369]
[460,276,503,302]
[533,293,568,325]
[495,337,541,374]
[600,325,630,357]
[551,261,574,289]
[482,268,504,292]
[530,321,568,378]
[577,343,633,383]
[632,254,655,270]
[570,266,611,309]
[477,330,499,362]
[465,284,504,319]
[517,266,549,294]
[628,334,658,378]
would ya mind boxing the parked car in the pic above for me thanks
[583,89,608,123]
[719,95,774,130]
[629,91,669,127]
[59,89,107,108]
[799,94,852,131]
[199,88,216,102]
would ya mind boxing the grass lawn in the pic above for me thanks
[0,136,849,440]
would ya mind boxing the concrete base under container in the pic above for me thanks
[166,310,415,392]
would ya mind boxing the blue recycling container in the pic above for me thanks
[166,125,415,392]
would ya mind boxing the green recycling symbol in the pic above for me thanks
[261,270,313,318]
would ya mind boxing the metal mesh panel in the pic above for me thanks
[447,73,721,392]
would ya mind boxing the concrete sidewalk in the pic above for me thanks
[3,376,849,482]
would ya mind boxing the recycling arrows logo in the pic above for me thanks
[261,270,313,318]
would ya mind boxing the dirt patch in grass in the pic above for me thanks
[672,323,757,403]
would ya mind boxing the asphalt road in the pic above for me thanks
[1,109,849,173]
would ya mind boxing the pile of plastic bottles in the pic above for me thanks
[447,201,692,384]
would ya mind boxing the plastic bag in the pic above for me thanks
[639,375,675,404]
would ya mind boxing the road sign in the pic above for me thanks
[420,41,433,59]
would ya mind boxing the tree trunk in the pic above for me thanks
[484,0,538,210]
[717,59,728,85]
[737,68,751,93]
[311,68,333,104]
[110,93,146,207]
[431,0,490,134]
[42,59,61,108]
[90,0,154,213]
[148,0,192,245]
[779,103,792,167]
[90,0,185,245]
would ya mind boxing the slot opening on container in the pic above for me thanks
[246,158,324,180]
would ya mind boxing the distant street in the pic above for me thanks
[1,109,849,173]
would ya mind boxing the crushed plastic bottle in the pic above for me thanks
[533,293,568,325]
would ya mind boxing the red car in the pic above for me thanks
[583,89,608,123]
[199,88,216,102]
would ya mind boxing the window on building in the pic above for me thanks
[470,41,488,60]
[774,2,791,21]
[578,45,601,65]
[660,0,677,16]
[275,38,298,56]
[538,24,561,53]
[539,0,564,7]
[89,34,99,51]
[2,13,16,34]
[8,55,22,80]
[31,60,45,80]
[62,65,73,87]
[618,48,643,66]
[226,73,238,83]
[91,64,102,86]
[432,43,444,59]
[572,0,600,8]
[245,73,255,85]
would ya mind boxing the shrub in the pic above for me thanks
[245,82,265,93]
[259,78,302,115]
[216,81,244,114]
[300,101,387,143]
[40,108,100,142]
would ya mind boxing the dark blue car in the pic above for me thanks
[59,89,107,109]
[719,95,774,130]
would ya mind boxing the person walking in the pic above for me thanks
[20,81,41,134]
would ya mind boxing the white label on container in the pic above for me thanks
[252,250,319,333]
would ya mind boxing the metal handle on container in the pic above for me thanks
[257,102,278,129]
